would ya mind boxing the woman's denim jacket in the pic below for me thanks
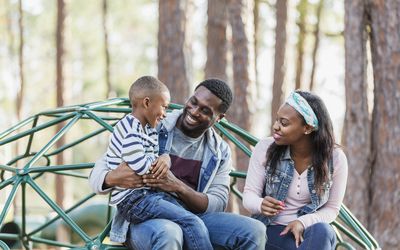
[253,147,333,225]
[108,109,231,242]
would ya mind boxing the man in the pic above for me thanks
[89,79,266,250]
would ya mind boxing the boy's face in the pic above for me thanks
[145,91,170,128]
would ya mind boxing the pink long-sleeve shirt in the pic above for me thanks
[243,138,348,229]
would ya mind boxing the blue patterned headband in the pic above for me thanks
[286,92,319,130]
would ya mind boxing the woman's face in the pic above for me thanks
[272,104,310,145]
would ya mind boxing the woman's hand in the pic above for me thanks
[280,220,305,247]
[260,196,285,216]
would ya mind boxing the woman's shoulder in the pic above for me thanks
[254,137,275,152]
[333,146,347,159]
[332,146,348,171]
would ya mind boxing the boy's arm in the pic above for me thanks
[121,133,157,175]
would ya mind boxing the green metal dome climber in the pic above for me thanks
[0,98,380,249]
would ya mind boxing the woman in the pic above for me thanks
[243,90,348,250]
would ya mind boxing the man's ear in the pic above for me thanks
[216,113,225,123]
[142,97,150,109]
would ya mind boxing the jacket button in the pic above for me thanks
[312,190,316,194]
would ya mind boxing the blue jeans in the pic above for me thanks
[125,211,266,250]
[118,189,212,250]
[266,223,336,250]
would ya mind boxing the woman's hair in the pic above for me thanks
[266,90,335,194]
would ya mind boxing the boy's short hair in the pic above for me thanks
[195,78,233,113]
[129,76,168,102]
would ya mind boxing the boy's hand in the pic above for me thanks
[151,154,171,179]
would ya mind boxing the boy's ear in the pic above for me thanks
[142,97,150,109]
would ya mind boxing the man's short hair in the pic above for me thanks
[195,78,233,113]
[129,76,168,102]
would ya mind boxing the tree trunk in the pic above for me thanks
[205,0,227,81]
[271,0,287,132]
[343,0,370,226]
[102,0,112,98]
[253,0,259,90]
[294,0,307,90]
[344,1,400,248]
[368,1,400,248]
[309,0,323,91]
[16,0,24,121]
[158,0,190,104]
[228,0,255,214]
[55,0,67,242]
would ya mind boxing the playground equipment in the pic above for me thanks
[0,98,380,249]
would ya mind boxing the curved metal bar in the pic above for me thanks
[24,113,82,169]
[0,115,36,140]
[83,111,114,132]
[28,193,96,237]
[0,177,22,225]
[0,113,76,146]
[26,177,91,243]
[0,240,10,250]
[335,241,356,250]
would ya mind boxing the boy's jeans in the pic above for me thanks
[118,189,213,250]
[265,223,336,250]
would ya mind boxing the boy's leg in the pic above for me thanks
[125,219,183,250]
[122,191,213,250]
[199,212,267,250]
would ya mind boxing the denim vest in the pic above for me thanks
[253,147,333,225]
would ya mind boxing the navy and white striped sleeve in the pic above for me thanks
[120,127,156,175]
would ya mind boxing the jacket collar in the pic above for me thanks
[160,109,222,155]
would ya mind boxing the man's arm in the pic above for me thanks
[88,154,144,194]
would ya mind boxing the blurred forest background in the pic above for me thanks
[0,0,399,248]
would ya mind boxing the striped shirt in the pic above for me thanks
[106,114,159,205]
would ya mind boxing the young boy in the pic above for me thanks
[106,76,213,250]
[107,76,171,206]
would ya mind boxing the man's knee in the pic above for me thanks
[127,219,183,250]
[155,221,183,241]
[249,219,267,244]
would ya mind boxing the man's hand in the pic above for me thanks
[280,220,305,248]
[150,154,171,179]
[144,170,209,213]
[104,162,144,189]
[143,170,181,193]
[260,196,285,216]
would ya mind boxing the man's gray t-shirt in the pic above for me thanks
[169,127,206,190]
